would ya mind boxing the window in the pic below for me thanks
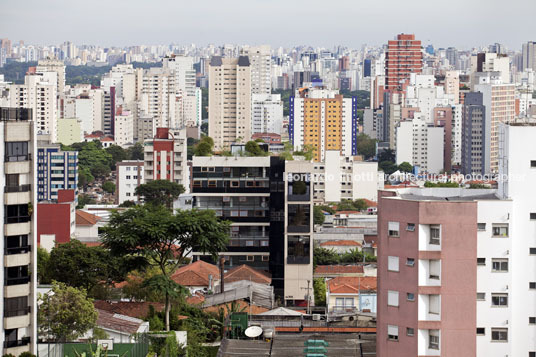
[429,260,440,280]
[529,352,535,357]
[531,213,536,220]
[407,293,415,301]
[530,282,536,289]
[492,224,509,237]
[246,255,254,262]
[387,290,399,307]
[388,256,399,272]
[261,255,269,262]
[429,330,439,349]
[406,258,415,267]
[230,180,240,188]
[5,204,30,224]
[477,292,486,300]
[406,327,414,336]
[4,265,29,285]
[193,180,201,188]
[477,223,486,230]
[387,325,399,341]
[491,328,508,342]
[4,235,29,255]
[491,293,508,307]
[531,160,536,168]
[388,222,399,237]
[406,223,415,231]
[5,142,29,162]
[288,205,310,233]
[126,175,131,179]
[208,180,217,188]
[429,295,440,314]
[530,248,536,255]
[476,327,485,335]
[529,317,536,324]
[492,259,508,272]
[287,174,311,201]
[287,235,310,264]
[4,296,29,317]
[477,258,486,266]
[430,225,441,245]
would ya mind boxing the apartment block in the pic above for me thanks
[289,87,358,162]
[385,34,423,90]
[143,127,189,193]
[0,107,37,355]
[190,156,314,303]
[208,56,252,150]
[251,93,283,135]
[36,142,78,202]
[115,160,144,205]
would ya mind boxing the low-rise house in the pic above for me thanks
[170,260,220,293]
[74,209,102,245]
[319,240,361,253]
[84,309,149,343]
[326,276,377,314]
[314,265,364,279]
[224,264,271,285]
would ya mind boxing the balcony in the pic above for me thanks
[5,160,31,175]
[4,252,31,267]
[4,337,31,349]
[4,185,31,193]
[5,276,30,286]
[4,215,31,224]
[4,245,31,256]
[4,190,31,205]
[4,221,31,236]
[286,255,310,265]
[4,283,30,298]
[4,311,31,329]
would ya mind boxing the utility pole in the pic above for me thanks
[301,280,312,315]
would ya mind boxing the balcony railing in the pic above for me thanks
[5,245,31,255]
[4,216,31,224]
[287,255,310,265]
[5,154,31,162]
[4,306,31,318]
[4,184,31,193]
[5,276,30,286]
[4,337,30,349]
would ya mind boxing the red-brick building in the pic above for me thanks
[37,189,76,249]
[385,34,423,90]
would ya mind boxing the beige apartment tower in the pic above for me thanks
[208,56,251,150]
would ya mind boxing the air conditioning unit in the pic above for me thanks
[312,314,321,321]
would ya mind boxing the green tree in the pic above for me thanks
[379,160,398,175]
[37,247,51,284]
[102,181,116,194]
[313,206,326,225]
[398,162,413,173]
[356,133,376,159]
[46,240,125,293]
[105,145,127,169]
[378,149,395,163]
[194,136,214,156]
[126,142,144,160]
[101,206,230,331]
[78,168,95,188]
[294,144,316,161]
[77,194,96,209]
[423,181,459,188]
[244,140,266,156]
[313,278,327,306]
[90,163,111,178]
[119,200,136,208]
[313,247,340,267]
[318,205,336,214]
[38,282,98,342]
[135,180,185,208]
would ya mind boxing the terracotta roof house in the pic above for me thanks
[170,260,220,293]
[81,308,150,343]
[319,240,362,253]
[224,265,271,285]
[74,210,102,245]
[314,265,364,278]
[94,301,164,320]
[326,276,377,314]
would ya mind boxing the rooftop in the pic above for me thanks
[171,260,220,287]
[385,187,501,202]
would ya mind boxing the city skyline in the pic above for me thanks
[1,0,535,50]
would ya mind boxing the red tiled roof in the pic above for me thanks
[170,260,220,287]
[315,265,364,275]
[319,240,362,247]
[363,199,378,207]
[203,300,269,316]
[186,292,205,305]
[224,265,271,284]
[334,210,361,215]
[327,276,377,293]
[94,301,164,320]
[76,210,101,226]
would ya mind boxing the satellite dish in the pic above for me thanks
[245,326,263,338]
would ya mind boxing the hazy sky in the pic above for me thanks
[1,0,535,50]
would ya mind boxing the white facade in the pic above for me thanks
[114,110,134,147]
[116,161,144,205]
[313,151,381,203]
[140,68,177,128]
[243,45,272,95]
[251,93,283,135]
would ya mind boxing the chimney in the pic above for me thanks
[219,257,225,293]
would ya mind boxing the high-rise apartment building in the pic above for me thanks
[9,75,58,142]
[385,34,423,90]
[289,87,359,161]
[0,107,37,356]
[35,58,65,94]
[251,94,283,135]
[143,127,189,193]
[190,156,314,304]
[140,68,177,129]
[36,142,78,202]
[115,160,144,205]
[208,56,252,150]
[522,41,536,71]
[377,122,536,357]
[470,53,510,86]
[243,45,271,95]
[461,92,488,175]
